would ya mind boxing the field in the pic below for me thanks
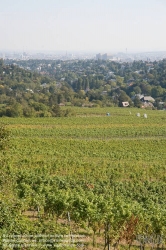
[0,107,166,250]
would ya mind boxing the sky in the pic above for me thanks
[1,0,166,53]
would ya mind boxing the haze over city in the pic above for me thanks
[1,0,166,53]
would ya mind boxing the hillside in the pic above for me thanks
[0,58,166,117]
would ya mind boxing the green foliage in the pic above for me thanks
[1,58,166,116]
[0,123,10,150]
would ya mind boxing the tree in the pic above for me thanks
[51,104,61,117]
[23,106,36,117]
[151,86,164,98]
[133,86,141,94]
[116,76,124,87]
[85,78,89,90]
[77,78,83,91]
[118,91,131,107]
[5,103,23,117]
[140,83,152,95]
[134,97,142,108]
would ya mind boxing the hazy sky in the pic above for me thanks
[1,0,166,53]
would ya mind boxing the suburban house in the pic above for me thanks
[122,101,129,107]
[133,94,155,108]
[140,96,155,103]
[140,96,155,108]
[58,103,65,106]
[134,94,144,100]
[102,91,108,95]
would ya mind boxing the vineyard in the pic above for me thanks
[0,107,166,250]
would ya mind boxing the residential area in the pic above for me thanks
[0,57,166,116]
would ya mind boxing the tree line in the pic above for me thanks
[0,58,166,117]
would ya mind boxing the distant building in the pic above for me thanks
[159,102,164,105]
[122,102,129,107]
[85,87,90,93]
[102,91,107,95]
[127,79,135,84]
[41,83,48,87]
[96,53,108,60]
[134,94,144,100]
[96,53,102,60]
[26,88,34,93]
[102,53,108,60]
[133,94,155,108]
[140,96,155,103]
[58,103,65,106]
[139,96,155,108]
[134,94,155,103]
[141,102,154,108]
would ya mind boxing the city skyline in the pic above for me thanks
[1,0,166,53]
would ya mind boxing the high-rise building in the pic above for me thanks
[102,53,107,60]
[96,53,101,60]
